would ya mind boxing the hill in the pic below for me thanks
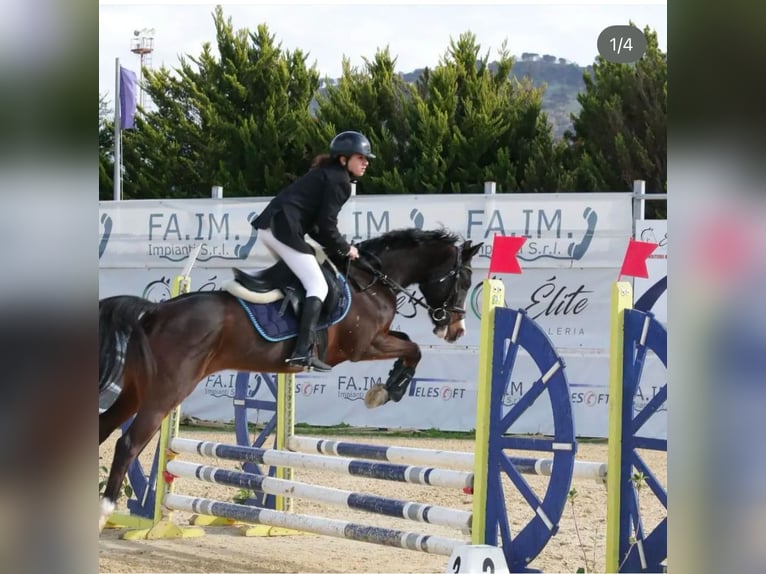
[512,55,592,139]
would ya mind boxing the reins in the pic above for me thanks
[347,247,467,324]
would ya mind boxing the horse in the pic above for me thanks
[98,228,482,530]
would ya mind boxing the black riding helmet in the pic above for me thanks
[329,131,376,159]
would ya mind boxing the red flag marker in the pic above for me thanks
[619,238,658,280]
[487,234,526,278]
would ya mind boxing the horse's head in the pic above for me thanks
[358,229,483,344]
[418,239,483,342]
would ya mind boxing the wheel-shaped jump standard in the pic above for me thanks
[618,309,667,572]
[484,307,576,572]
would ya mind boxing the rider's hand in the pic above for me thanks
[347,245,359,260]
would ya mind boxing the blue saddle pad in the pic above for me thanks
[236,277,352,342]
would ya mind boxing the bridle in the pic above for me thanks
[351,246,468,326]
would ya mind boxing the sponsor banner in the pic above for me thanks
[381,267,619,350]
[297,349,478,431]
[635,219,668,258]
[99,193,632,269]
[564,350,667,439]
[178,352,478,432]
[183,370,243,423]
[98,265,621,350]
[100,268,229,301]
[629,351,667,439]
[98,198,266,268]
[176,348,667,439]
[182,370,285,424]
[466,268,619,350]
[633,219,667,324]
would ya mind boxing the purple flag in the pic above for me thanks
[119,66,137,129]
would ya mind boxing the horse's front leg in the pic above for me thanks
[360,330,420,408]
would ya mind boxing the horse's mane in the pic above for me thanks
[358,228,460,256]
[99,295,159,391]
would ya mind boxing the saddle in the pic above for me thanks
[224,258,343,320]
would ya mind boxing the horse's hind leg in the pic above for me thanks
[98,381,139,445]
[99,406,167,532]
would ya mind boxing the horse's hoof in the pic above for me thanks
[99,498,115,534]
[364,385,389,409]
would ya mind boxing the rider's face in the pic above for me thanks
[345,154,369,178]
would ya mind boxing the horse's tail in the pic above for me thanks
[99,295,159,394]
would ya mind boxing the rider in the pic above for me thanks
[251,131,375,372]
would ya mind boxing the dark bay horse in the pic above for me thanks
[99,228,482,529]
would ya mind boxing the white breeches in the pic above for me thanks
[259,228,328,301]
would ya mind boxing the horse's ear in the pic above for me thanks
[462,240,484,260]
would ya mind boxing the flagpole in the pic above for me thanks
[113,57,121,201]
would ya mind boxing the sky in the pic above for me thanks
[99,1,667,106]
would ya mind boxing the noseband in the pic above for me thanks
[423,247,467,326]
[352,246,467,326]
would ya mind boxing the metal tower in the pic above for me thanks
[130,28,155,109]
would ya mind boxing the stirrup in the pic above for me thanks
[285,354,332,372]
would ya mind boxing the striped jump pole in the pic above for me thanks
[287,436,607,483]
[287,436,474,468]
[165,493,464,556]
[169,437,473,490]
[167,459,472,533]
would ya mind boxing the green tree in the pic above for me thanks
[119,6,320,199]
[309,48,415,194]
[565,24,666,215]
[314,32,565,194]
[407,33,568,193]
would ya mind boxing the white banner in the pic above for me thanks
[179,346,665,439]
[99,193,632,269]
[99,194,669,439]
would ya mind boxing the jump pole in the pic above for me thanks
[286,435,606,482]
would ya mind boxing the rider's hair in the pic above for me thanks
[310,154,339,169]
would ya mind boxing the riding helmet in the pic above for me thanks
[329,131,376,159]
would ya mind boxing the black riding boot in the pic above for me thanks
[286,296,332,372]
